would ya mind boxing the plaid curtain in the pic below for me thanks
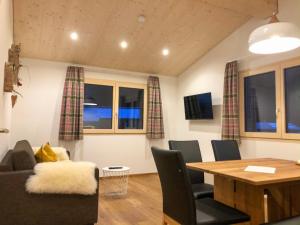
[221,61,240,143]
[147,76,165,139]
[59,66,84,141]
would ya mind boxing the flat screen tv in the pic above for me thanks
[184,92,213,120]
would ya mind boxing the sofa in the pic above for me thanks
[0,140,99,225]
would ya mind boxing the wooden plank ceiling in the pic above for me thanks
[13,0,277,76]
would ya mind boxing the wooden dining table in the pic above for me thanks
[187,158,300,225]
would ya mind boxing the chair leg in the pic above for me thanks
[163,213,180,225]
[162,214,167,225]
[162,217,167,225]
[162,216,167,225]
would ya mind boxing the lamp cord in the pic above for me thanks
[269,0,279,23]
[274,0,279,16]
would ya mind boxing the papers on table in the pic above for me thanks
[244,165,276,174]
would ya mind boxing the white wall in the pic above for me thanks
[0,0,13,157]
[176,0,300,183]
[11,58,177,174]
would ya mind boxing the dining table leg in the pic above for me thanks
[290,182,300,216]
[267,181,300,222]
[266,184,291,222]
[214,175,265,225]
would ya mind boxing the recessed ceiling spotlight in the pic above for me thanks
[120,41,128,49]
[70,32,78,40]
[138,15,146,23]
[162,48,170,56]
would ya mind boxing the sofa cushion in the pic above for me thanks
[0,165,12,172]
[0,150,14,171]
[12,140,37,170]
[33,146,70,161]
[35,143,58,163]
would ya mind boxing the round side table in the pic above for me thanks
[102,166,130,196]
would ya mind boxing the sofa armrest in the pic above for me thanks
[0,167,99,188]
[0,169,34,184]
[0,168,99,225]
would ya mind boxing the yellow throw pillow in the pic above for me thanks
[35,143,58,163]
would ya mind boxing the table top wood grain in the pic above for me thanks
[187,158,300,185]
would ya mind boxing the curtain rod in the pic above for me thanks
[68,63,155,78]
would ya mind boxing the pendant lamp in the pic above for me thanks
[248,4,300,54]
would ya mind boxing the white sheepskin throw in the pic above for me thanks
[32,147,70,161]
[26,161,97,195]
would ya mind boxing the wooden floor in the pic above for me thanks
[97,173,269,225]
[97,174,163,225]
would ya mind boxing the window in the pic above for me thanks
[83,79,147,134]
[244,71,277,133]
[84,83,114,130]
[281,58,300,139]
[240,57,300,140]
[284,66,300,134]
[117,86,144,130]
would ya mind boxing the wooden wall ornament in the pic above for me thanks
[3,63,14,92]
[8,44,21,84]
[11,95,17,108]
[3,44,22,93]
[3,44,22,107]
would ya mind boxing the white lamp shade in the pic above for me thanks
[249,22,300,54]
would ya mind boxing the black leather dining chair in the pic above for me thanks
[151,147,250,225]
[263,216,300,225]
[168,140,213,199]
[211,140,241,161]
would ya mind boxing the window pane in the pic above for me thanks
[284,65,300,133]
[244,71,276,132]
[118,87,144,129]
[84,84,113,129]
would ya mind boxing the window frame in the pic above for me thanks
[280,57,300,140]
[83,78,147,135]
[239,64,282,139]
[239,57,300,140]
[115,82,148,134]
[83,78,116,134]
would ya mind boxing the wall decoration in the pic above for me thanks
[8,44,22,81]
[3,62,14,92]
[3,44,22,107]
[11,95,18,107]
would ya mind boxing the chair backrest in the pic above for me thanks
[211,140,241,161]
[168,140,204,184]
[151,147,196,225]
